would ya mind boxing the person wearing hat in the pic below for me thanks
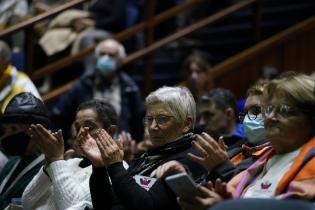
[0,92,51,209]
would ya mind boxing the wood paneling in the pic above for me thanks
[211,16,315,99]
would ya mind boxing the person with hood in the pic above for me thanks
[0,92,50,209]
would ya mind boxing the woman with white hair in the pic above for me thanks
[80,86,206,210]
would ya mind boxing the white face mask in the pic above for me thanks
[243,114,266,145]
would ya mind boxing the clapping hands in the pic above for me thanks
[78,128,124,167]
[28,124,64,165]
[188,133,228,171]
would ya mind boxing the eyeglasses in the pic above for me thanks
[239,106,262,122]
[143,115,174,126]
[263,104,298,118]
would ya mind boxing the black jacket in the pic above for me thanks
[90,133,206,210]
[50,71,145,141]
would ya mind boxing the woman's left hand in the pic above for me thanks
[96,129,124,167]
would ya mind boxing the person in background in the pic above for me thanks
[81,86,206,210]
[0,41,40,113]
[50,38,145,142]
[180,50,213,100]
[197,88,244,147]
[0,92,50,209]
[22,99,126,210]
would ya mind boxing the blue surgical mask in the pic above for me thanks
[96,55,117,76]
[243,114,266,145]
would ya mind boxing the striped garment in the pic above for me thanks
[228,136,315,200]
[0,65,40,113]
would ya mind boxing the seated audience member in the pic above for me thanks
[0,92,50,209]
[0,41,40,113]
[178,73,315,209]
[80,86,206,210]
[179,50,213,100]
[22,99,125,210]
[197,88,244,146]
[50,38,145,141]
[151,82,271,183]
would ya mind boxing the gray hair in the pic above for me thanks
[94,39,126,61]
[145,86,196,128]
[0,40,12,62]
[264,74,315,118]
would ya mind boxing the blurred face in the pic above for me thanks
[0,58,9,76]
[74,108,103,139]
[1,123,35,156]
[197,102,230,139]
[96,41,121,79]
[98,43,119,59]
[188,62,208,95]
[1,123,30,136]
[145,102,190,147]
[264,91,312,154]
[73,108,103,155]
[244,95,263,119]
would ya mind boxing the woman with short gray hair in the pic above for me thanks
[82,86,206,210]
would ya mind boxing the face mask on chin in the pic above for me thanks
[0,132,30,156]
[243,115,266,145]
[96,55,117,76]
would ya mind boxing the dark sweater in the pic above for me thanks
[90,134,206,210]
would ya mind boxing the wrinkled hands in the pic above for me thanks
[78,128,124,167]
[96,129,124,167]
[28,124,64,164]
[188,133,228,171]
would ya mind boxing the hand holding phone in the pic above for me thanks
[165,173,199,199]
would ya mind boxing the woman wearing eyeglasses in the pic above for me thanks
[150,83,272,193]
[81,86,206,210]
[178,73,315,209]
[230,74,315,199]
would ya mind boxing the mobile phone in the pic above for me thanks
[165,173,199,199]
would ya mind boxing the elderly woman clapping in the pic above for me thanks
[179,74,315,210]
[80,86,205,210]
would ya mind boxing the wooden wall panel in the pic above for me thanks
[214,26,315,99]
[215,59,260,98]
[283,27,315,74]
[260,47,283,72]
